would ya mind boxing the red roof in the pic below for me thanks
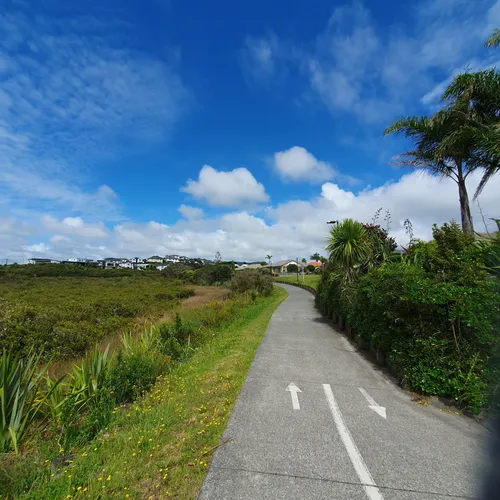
[307,261,323,267]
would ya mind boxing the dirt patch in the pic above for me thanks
[180,286,231,308]
[159,286,231,323]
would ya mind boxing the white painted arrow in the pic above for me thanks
[358,387,387,419]
[286,382,302,410]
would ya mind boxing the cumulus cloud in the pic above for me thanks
[181,165,270,207]
[41,215,110,239]
[178,205,205,219]
[274,146,336,183]
[3,170,498,262]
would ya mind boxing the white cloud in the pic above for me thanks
[240,0,500,123]
[0,5,189,220]
[41,215,110,239]
[239,34,283,85]
[3,169,498,262]
[178,205,205,219]
[22,243,51,254]
[181,165,270,207]
[274,146,336,183]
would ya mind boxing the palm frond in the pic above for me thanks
[486,29,500,48]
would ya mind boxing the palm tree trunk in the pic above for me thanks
[456,159,474,235]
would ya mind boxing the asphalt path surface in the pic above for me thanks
[199,284,492,500]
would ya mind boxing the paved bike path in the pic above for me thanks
[199,284,490,500]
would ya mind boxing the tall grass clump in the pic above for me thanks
[0,349,58,454]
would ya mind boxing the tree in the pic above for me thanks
[486,28,500,47]
[441,69,500,199]
[326,219,370,283]
[214,251,222,263]
[287,263,298,273]
[384,113,476,235]
[259,261,268,266]
[266,254,272,266]
[306,264,316,273]
[319,256,328,264]
[310,253,321,262]
[301,258,307,267]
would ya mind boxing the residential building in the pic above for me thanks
[26,258,59,264]
[146,255,164,263]
[269,260,303,275]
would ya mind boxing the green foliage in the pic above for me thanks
[326,219,370,283]
[287,263,298,273]
[191,263,234,285]
[319,219,500,412]
[109,349,167,403]
[0,349,58,453]
[0,275,194,359]
[230,269,274,296]
[306,264,316,273]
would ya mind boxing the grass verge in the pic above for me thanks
[274,274,321,290]
[7,286,288,499]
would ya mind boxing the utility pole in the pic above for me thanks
[296,257,299,283]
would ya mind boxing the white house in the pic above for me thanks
[26,258,59,264]
[270,260,303,275]
[146,256,164,264]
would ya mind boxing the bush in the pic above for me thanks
[157,314,196,360]
[230,270,273,296]
[318,220,500,413]
[0,275,194,359]
[287,263,298,273]
[109,349,167,403]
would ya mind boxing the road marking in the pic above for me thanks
[323,384,385,500]
[286,382,302,410]
[358,387,387,419]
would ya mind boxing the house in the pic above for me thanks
[165,254,181,263]
[307,261,323,269]
[270,260,303,275]
[235,263,266,271]
[104,258,122,269]
[61,258,91,265]
[118,261,134,269]
[26,258,59,264]
[146,255,164,264]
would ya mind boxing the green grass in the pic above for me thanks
[275,274,321,290]
[2,286,288,499]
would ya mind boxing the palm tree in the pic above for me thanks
[486,29,500,47]
[266,254,272,267]
[310,253,321,262]
[384,113,476,235]
[326,219,370,283]
[441,69,500,198]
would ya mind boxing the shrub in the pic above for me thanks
[157,314,196,360]
[0,276,194,359]
[230,270,273,296]
[287,263,298,273]
[109,349,168,403]
[319,219,500,413]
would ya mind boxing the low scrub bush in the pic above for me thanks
[0,275,194,359]
[109,349,168,402]
[230,269,273,296]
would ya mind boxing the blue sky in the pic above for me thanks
[1,0,500,261]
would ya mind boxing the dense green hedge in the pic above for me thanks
[317,222,500,413]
